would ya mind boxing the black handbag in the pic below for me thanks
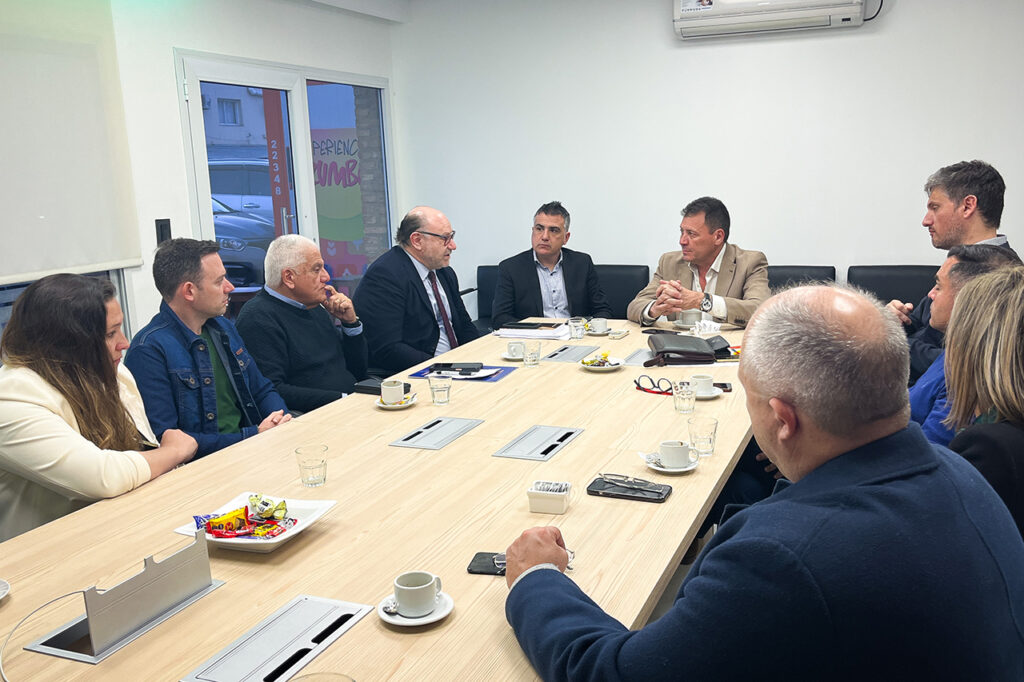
[643,334,716,366]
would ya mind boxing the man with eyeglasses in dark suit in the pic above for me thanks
[354,206,480,374]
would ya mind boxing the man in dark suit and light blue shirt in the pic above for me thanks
[353,206,480,374]
[503,284,1024,681]
[491,201,612,329]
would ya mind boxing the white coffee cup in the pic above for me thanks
[506,341,525,359]
[675,309,702,327]
[393,571,442,618]
[589,317,608,333]
[659,440,696,468]
[690,373,715,397]
[380,379,404,405]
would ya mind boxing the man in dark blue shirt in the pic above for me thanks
[504,284,1024,681]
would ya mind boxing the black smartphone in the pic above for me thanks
[467,551,504,575]
[586,477,671,503]
[429,362,484,375]
[714,382,733,392]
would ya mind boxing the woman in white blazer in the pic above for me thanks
[0,274,197,541]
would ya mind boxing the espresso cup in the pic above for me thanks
[589,317,608,334]
[506,341,525,359]
[380,379,404,405]
[393,571,442,618]
[659,440,696,468]
[690,373,714,397]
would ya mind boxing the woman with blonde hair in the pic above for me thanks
[0,274,197,540]
[945,266,1024,539]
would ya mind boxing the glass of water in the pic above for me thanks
[687,417,718,457]
[295,445,328,487]
[428,374,453,405]
[523,341,542,367]
[672,381,696,414]
[568,317,586,339]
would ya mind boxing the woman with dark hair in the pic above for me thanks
[0,274,196,540]
[945,266,1024,539]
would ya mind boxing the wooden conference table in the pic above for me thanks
[0,320,752,680]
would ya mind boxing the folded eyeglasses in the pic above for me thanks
[634,374,673,395]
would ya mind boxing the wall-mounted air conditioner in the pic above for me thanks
[674,0,865,40]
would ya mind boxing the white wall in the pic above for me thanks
[107,0,393,329]
[389,0,1024,313]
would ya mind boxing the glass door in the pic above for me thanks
[178,53,395,304]
[305,80,390,296]
[199,82,298,287]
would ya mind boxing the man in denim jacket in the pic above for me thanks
[126,239,290,458]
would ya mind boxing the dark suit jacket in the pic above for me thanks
[950,421,1024,540]
[506,424,1024,681]
[353,246,480,374]
[491,248,612,329]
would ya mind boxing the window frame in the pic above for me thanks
[175,49,396,247]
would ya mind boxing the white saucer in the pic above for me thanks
[376,394,417,410]
[639,452,698,474]
[0,578,9,601]
[580,357,624,372]
[695,387,723,400]
[585,329,611,336]
[501,352,524,362]
[377,591,454,627]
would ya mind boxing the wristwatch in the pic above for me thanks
[699,293,713,313]
[341,316,362,328]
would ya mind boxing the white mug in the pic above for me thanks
[506,341,525,358]
[675,309,702,327]
[659,440,696,468]
[589,317,608,333]
[690,374,714,397]
[380,379,404,405]
[394,571,442,618]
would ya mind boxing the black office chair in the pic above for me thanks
[847,265,939,305]
[594,264,650,319]
[470,265,499,333]
[767,265,836,291]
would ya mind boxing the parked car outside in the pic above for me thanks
[208,159,273,222]
[212,197,275,287]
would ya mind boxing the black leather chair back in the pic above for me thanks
[767,265,836,290]
[847,265,939,305]
[595,264,650,319]
[474,265,499,332]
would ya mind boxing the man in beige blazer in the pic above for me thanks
[627,196,769,327]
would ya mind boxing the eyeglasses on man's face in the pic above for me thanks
[416,230,456,246]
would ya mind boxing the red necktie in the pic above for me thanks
[428,270,459,349]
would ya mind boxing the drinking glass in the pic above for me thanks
[295,445,328,487]
[523,341,542,367]
[687,417,718,457]
[672,381,696,414]
[428,375,452,405]
[568,317,586,339]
